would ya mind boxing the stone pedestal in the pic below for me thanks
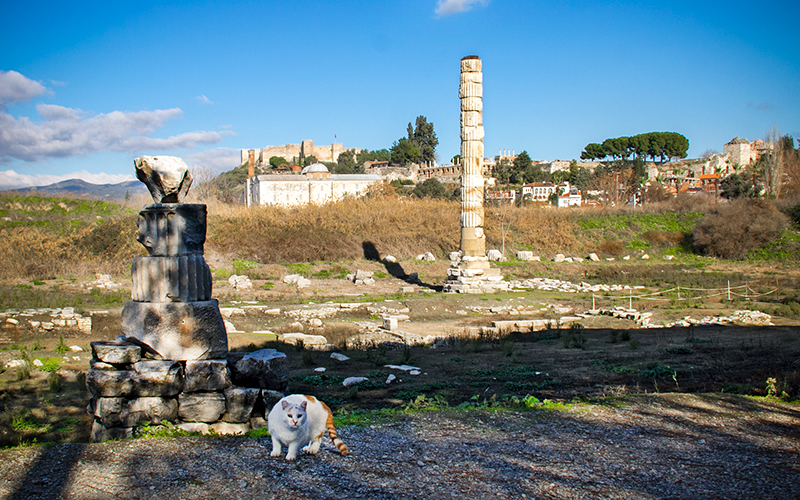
[123,203,226,360]
[86,160,278,442]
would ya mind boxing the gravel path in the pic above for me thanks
[1,394,798,500]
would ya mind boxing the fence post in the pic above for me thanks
[727,280,731,301]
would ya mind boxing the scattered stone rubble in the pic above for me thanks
[228,275,253,291]
[283,274,311,288]
[84,274,123,291]
[1,307,93,336]
[346,270,375,285]
[415,252,436,262]
[507,277,643,294]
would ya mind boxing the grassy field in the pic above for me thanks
[1,191,799,447]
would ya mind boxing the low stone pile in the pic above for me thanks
[664,310,773,328]
[580,307,653,326]
[84,274,123,291]
[228,274,253,291]
[346,270,375,285]
[1,307,93,336]
[283,274,311,288]
[87,341,288,440]
[509,277,642,294]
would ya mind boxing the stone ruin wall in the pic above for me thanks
[240,141,362,165]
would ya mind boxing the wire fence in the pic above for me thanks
[590,281,779,309]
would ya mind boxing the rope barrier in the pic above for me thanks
[591,286,778,304]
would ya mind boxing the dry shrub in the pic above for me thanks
[597,240,625,256]
[484,205,578,255]
[692,199,788,259]
[642,230,685,246]
[0,215,142,279]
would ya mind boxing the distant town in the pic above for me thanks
[235,132,793,208]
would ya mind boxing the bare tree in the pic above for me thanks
[187,166,219,203]
[762,126,784,198]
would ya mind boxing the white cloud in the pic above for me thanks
[435,0,489,17]
[196,95,214,105]
[185,148,241,173]
[0,70,49,106]
[0,104,233,163]
[0,169,135,190]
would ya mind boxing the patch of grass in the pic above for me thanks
[285,262,312,276]
[54,336,69,354]
[293,374,344,386]
[312,266,350,279]
[232,259,260,275]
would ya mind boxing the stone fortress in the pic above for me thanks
[240,140,362,168]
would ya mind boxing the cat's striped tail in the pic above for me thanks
[321,402,348,455]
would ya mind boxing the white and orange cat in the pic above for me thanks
[267,394,348,461]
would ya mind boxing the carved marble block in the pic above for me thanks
[134,156,194,204]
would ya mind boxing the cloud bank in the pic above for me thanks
[0,70,49,106]
[435,0,489,17]
[0,70,232,163]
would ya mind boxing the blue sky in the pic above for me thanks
[1,0,798,188]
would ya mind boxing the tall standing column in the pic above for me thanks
[459,55,486,259]
[445,56,508,293]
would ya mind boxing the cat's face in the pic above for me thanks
[281,400,307,429]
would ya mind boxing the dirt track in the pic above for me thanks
[1,394,797,500]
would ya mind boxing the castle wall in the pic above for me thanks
[241,142,362,166]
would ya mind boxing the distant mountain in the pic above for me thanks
[1,179,148,201]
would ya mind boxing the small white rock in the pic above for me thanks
[342,376,368,387]
[314,367,327,373]
[385,374,397,384]
[330,353,350,362]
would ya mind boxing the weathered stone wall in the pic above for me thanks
[240,142,363,165]
[87,342,289,441]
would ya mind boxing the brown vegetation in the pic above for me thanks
[208,195,580,264]
[692,199,789,259]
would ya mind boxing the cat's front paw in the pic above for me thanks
[285,454,297,461]
[270,449,281,458]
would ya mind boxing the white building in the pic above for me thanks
[245,163,381,207]
[521,182,558,202]
[521,181,581,207]
[557,184,582,207]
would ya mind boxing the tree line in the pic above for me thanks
[581,132,689,163]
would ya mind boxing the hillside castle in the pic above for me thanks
[240,140,362,167]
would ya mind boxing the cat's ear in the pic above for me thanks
[299,400,308,411]
[281,400,291,410]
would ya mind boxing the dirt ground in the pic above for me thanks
[0,393,798,499]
